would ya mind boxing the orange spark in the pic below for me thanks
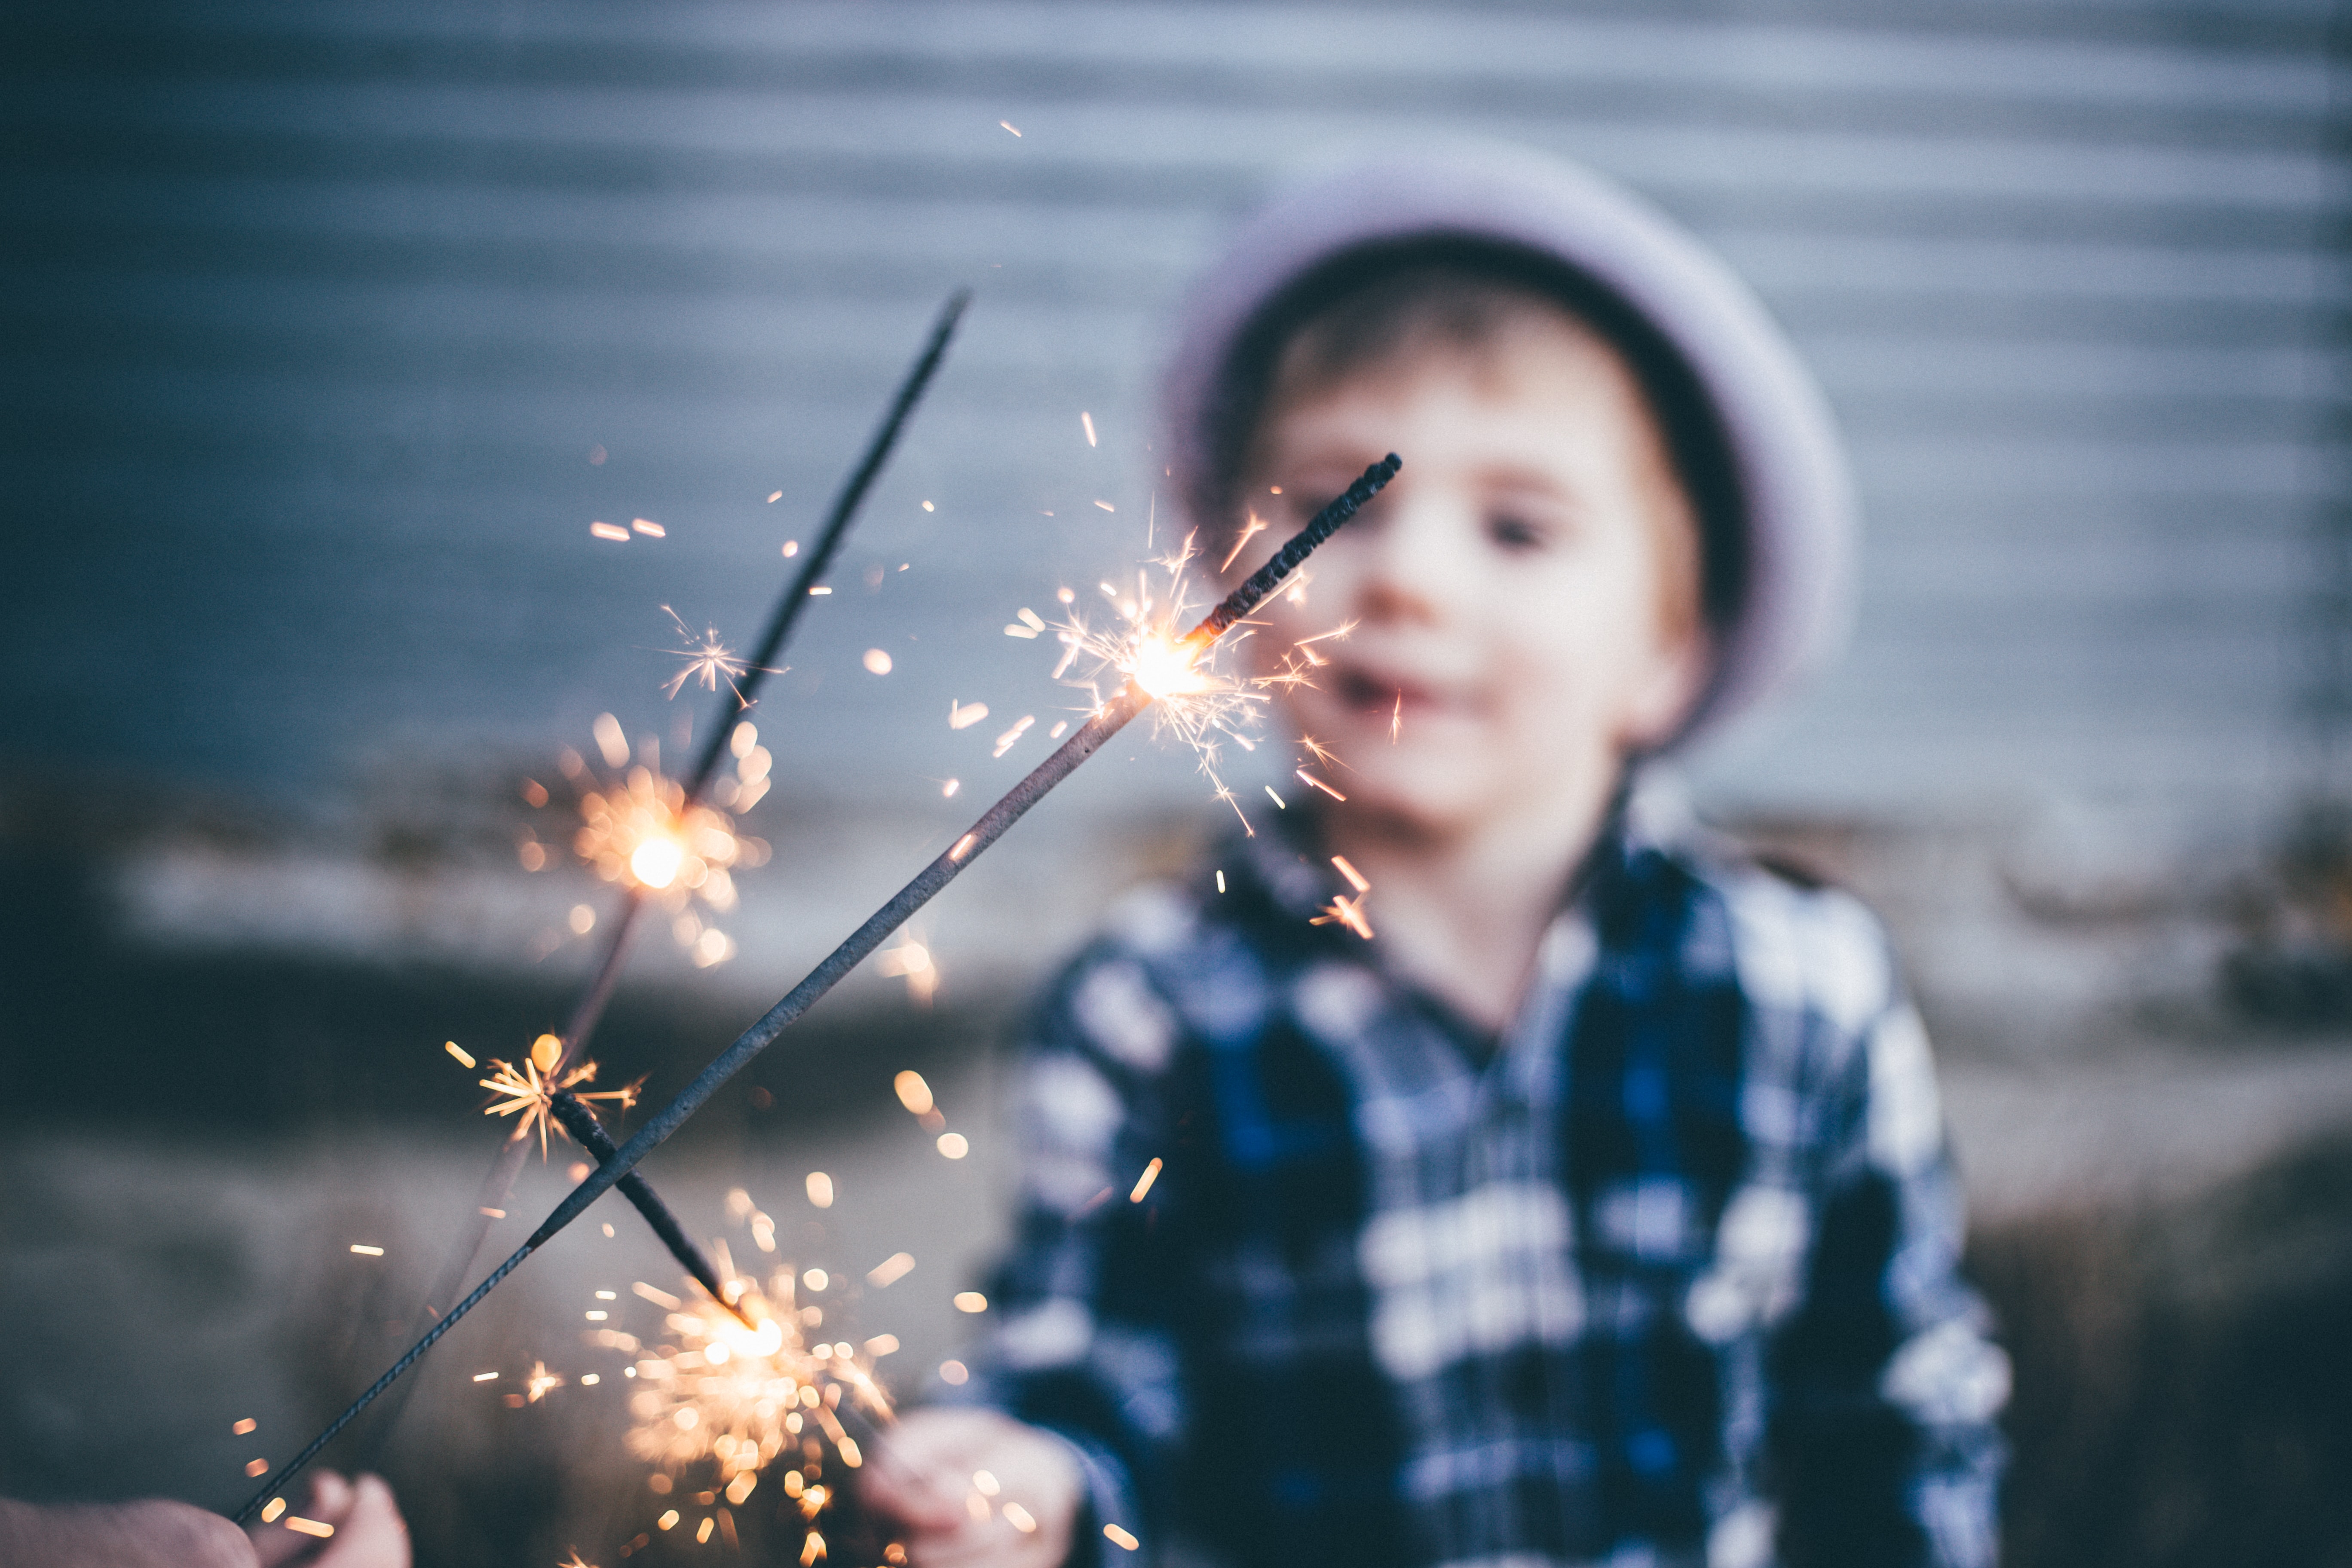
[1296,769,1346,801]
[1219,514,1268,573]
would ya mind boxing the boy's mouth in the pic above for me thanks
[1331,662,1452,719]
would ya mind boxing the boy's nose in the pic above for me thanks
[1351,486,1475,626]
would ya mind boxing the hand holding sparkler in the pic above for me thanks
[245,1473,408,1568]
[234,454,1400,1526]
[860,1408,1082,1568]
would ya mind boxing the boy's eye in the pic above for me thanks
[1486,512,1547,551]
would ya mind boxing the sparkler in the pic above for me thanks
[236,456,1400,1525]
[355,288,971,1466]
[1046,522,1361,832]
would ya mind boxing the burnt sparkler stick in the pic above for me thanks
[234,454,1401,1525]
[545,1090,756,1329]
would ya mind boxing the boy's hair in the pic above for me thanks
[1200,235,1748,643]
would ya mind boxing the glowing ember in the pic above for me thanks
[1311,891,1375,941]
[876,932,938,1004]
[1314,850,1375,937]
[1129,1158,1163,1202]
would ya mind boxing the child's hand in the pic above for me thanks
[247,1471,410,1568]
[863,1408,1081,1568]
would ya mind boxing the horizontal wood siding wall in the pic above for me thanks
[4,0,2343,827]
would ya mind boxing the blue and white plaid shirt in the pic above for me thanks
[964,797,2007,1568]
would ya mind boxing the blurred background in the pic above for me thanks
[4,2,2349,1563]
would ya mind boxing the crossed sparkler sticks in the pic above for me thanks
[232,284,1400,1522]
[334,290,974,1473]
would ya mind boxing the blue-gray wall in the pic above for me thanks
[7,1,2344,829]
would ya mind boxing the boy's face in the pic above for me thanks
[1237,313,1706,839]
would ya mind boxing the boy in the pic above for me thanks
[866,148,2007,1568]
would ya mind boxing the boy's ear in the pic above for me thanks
[1617,627,1710,754]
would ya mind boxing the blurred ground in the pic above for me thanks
[5,797,2352,1566]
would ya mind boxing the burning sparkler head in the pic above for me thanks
[629,833,687,891]
[1125,630,1210,700]
[1027,457,1398,837]
[548,720,773,962]
[608,1269,889,1488]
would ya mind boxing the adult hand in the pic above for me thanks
[862,1408,1082,1568]
[0,1469,411,1568]
[0,1495,258,1568]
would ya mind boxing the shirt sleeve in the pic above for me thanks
[1769,988,2010,1568]
[953,943,1191,1566]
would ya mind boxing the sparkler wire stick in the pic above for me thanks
[679,286,975,805]
[234,453,1400,1525]
[358,287,972,1461]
